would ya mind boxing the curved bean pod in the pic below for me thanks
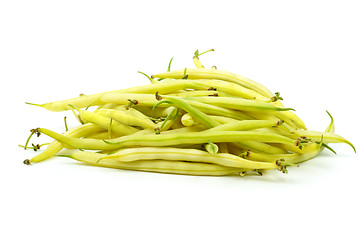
[294,130,355,152]
[246,119,337,164]
[101,93,253,121]
[95,108,156,129]
[271,112,337,155]
[152,68,274,98]
[102,147,277,170]
[166,117,290,154]
[246,151,319,164]
[28,123,103,163]
[162,79,269,100]
[84,131,121,140]
[187,100,253,120]
[183,97,294,112]
[169,90,231,98]
[105,130,297,148]
[205,120,280,132]
[73,106,139,136]
[183,114,249,125]
[229,141,288,154]
[38,128,297,150]
[63,150,245,176]
[26,94,105,112]
[271,101,307,129]
[28,79,270,112]
[208,115,240,124]
[155,96,220,129]
[272,111,306,130]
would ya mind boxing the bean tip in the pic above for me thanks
[155,92,162,101]
[25,102,42,107]
[23,159,32,165]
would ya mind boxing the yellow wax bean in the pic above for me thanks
[28,123,103,163]
[65,150,246,176]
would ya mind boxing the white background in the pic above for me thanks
[1,0,358,239]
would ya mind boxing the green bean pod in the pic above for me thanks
[155,96,220,129]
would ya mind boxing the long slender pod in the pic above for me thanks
[249,111,339,162]
[183,96,294,112]
[37,127,296,151]
[102,147,277,170]
[26,123,103,163]
[61,150,245,176]
[154,96,220,129]
[205,119,281,132]
[27,79,269,112]
[71,105,139,136]
[152,68,274,98]
[95,108,156,129]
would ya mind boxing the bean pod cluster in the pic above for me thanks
[22,50,356,176]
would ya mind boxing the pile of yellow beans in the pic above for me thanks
[22,50,355,176]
